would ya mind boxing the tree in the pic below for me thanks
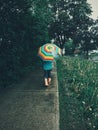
[64,38,75,55]
[48,0,92,49]
[0,0,52,86]
[90,19,98,49]
[0,0,34,85]
[31,0,53,46]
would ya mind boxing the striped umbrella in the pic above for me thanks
[38,43,61,61]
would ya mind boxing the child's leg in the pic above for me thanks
[47,70,52,84]
[44,70,49,86]
[44,78,49,86]
[48,78,51,84]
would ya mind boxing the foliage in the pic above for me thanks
[57,56,98,130]
[90,19,98,49]
[0,0,52,86]
[64,38,75,55]
[49,0,92,48]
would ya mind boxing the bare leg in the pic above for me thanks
[48,78,51,85]
[44,78,49,87]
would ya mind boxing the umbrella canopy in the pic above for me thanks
[38,43,61,61]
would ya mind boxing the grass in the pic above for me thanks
[57,56,98,130]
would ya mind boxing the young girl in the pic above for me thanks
[42,61,53,87]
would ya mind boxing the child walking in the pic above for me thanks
[42,61,53,87]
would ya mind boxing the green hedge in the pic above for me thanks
[57,56,98,130]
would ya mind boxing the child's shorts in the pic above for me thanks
[44,69,52,78]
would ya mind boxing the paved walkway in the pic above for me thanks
[0,64,59,130]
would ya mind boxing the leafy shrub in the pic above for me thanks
[57,56,98,130]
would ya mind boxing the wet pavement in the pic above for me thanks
[0,65,59,130]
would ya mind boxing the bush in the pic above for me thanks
[57,56,98,130]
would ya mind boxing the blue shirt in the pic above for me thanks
[43,61,53,70]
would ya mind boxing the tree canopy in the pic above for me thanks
[48,0,93,48]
